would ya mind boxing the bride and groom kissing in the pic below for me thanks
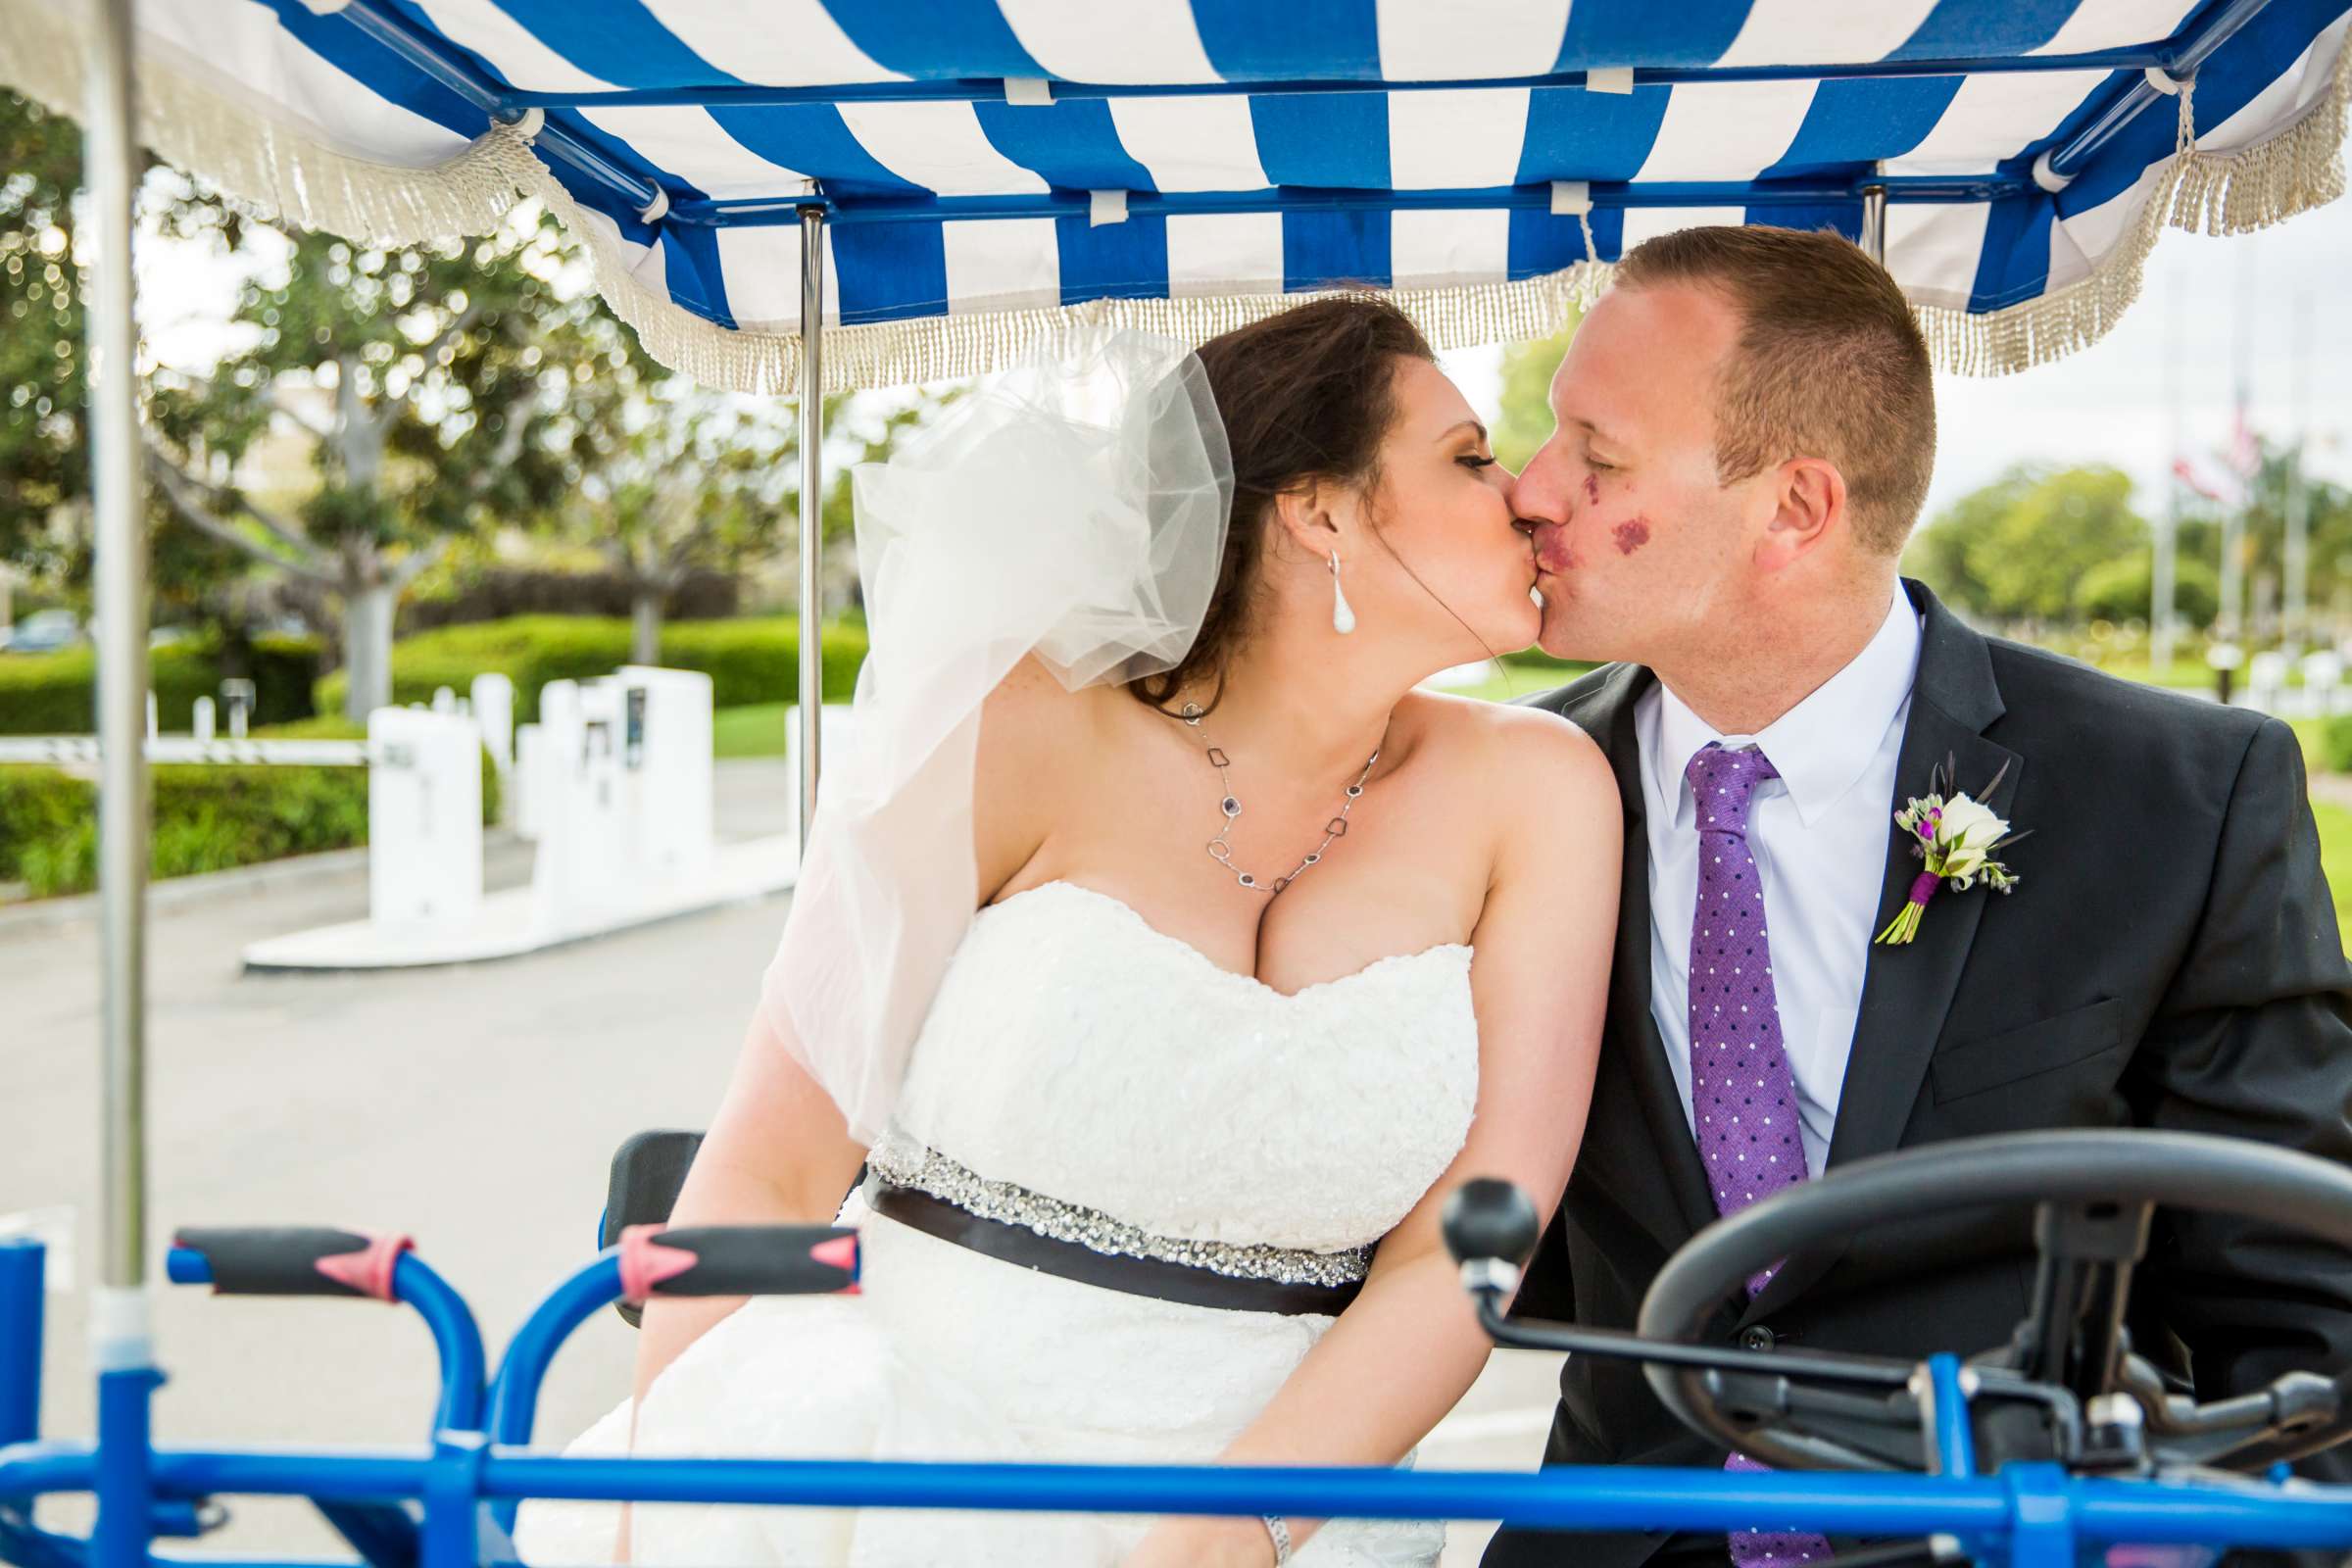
[515,224,2352,1568]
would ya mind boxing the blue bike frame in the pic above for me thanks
[8,1236,2352,1568]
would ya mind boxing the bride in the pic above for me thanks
[514,298,1621,1568]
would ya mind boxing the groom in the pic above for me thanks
[1486,224,2352,1568]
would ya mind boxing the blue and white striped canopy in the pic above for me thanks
[5,0,2347,388]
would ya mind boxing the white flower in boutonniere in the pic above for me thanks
[1874,754,2028,946]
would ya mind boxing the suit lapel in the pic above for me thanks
[1738,583,2019,1329]
[1567,664,1720,1250]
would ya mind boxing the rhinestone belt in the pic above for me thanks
[863,1138,1371,1306]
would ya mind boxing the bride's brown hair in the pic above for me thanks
[1128,295,1435,714]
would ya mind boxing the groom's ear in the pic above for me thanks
[1756,456,1847,571]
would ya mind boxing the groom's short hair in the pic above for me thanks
[1614,225,1934,557]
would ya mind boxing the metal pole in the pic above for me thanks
[84,12,163,1568]
[86,0,150,1308]
[796,207,826,857]
[1860,166,1887,265]
[2155,268,2180,676]
[2285,289,2312,659]
[2219,248,2252,647]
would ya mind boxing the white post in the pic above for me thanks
[616,665,715,880]
[797,206,827,860]
[513,721,543,840]
[191,697,215,743]
[220,677,255,739]
[367,708,483,926]
[471,672,516,818]
[87,0,150,1307]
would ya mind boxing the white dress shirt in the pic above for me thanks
[1636,588,1923,1178]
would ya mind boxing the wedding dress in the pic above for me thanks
[512,878,1481,1567]
[513,332,1484,1565]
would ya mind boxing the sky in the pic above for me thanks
[138,193,2352,531]
[1438,196,2352,525]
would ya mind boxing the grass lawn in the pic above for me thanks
[2316,802,2352,934]
[713,702,795,759]
[2082,658,2221,691]
[2314,804,2352,926]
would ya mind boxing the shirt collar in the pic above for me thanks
[1648,586,1922,831]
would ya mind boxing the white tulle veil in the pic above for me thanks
[758,330,1234,1142]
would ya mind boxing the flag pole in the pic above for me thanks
[2284,288,2312,661]
[2218,249,2251,648]
[2155,264,2180,678]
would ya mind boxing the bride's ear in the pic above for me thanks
[1270,481,1345,560]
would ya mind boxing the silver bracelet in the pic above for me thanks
[1261,1514,1293,1565]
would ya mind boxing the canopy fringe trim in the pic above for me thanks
[4,0,2344,391]
[1917,34,2349,377]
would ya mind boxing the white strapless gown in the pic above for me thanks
[514,880,1482,1567]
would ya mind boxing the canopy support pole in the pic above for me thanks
[86,0,150,1311]
[1860,166,1887,265]
[84,14,164,1568]
[797,206,826,857]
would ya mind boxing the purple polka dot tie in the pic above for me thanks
[1685,743,1830,1568]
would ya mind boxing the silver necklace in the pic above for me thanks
[1177,702,1378,895]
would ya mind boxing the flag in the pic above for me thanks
[2173,456,2232,505]
[2228,396,2262,480]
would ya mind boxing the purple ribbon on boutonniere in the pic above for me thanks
[1875,755,2028,946]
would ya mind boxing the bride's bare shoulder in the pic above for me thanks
[974,657,1119,887]
[1403,688,1614,805]
[1402,693,1618,915]
[979,654,1116,761]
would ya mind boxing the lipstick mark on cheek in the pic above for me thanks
[1536,533,1582,574]
[1611,517,1652,556]
[1583,473,1600,506]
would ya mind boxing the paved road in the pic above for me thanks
[0,761,1561,1565]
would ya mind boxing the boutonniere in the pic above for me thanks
[1874,755,2027,946]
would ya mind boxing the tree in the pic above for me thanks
[3,88,625,716]
[143,216,621,718]
[560,383,791,663]
[2223,435,2352,638]
[0,90,85,580]
[1,90,240,602]
[2076,553,2220,630]
[1903,466,2153,628]
[548,362,936,661]
[1491,317,1581,472]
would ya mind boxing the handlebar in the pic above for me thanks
[169,1229,484,1434]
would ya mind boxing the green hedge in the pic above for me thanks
[0,632,319,736]
[0,716,499,900]
[313,614,868,722]
[0,767,90,886]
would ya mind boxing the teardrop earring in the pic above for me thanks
[1329,552,1356,635]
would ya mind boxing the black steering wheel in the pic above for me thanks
[1448,1130,2352,1479]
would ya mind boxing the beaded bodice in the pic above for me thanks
[884,880,1482,1255]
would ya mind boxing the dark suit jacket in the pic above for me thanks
[1484,580,2352,1568]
